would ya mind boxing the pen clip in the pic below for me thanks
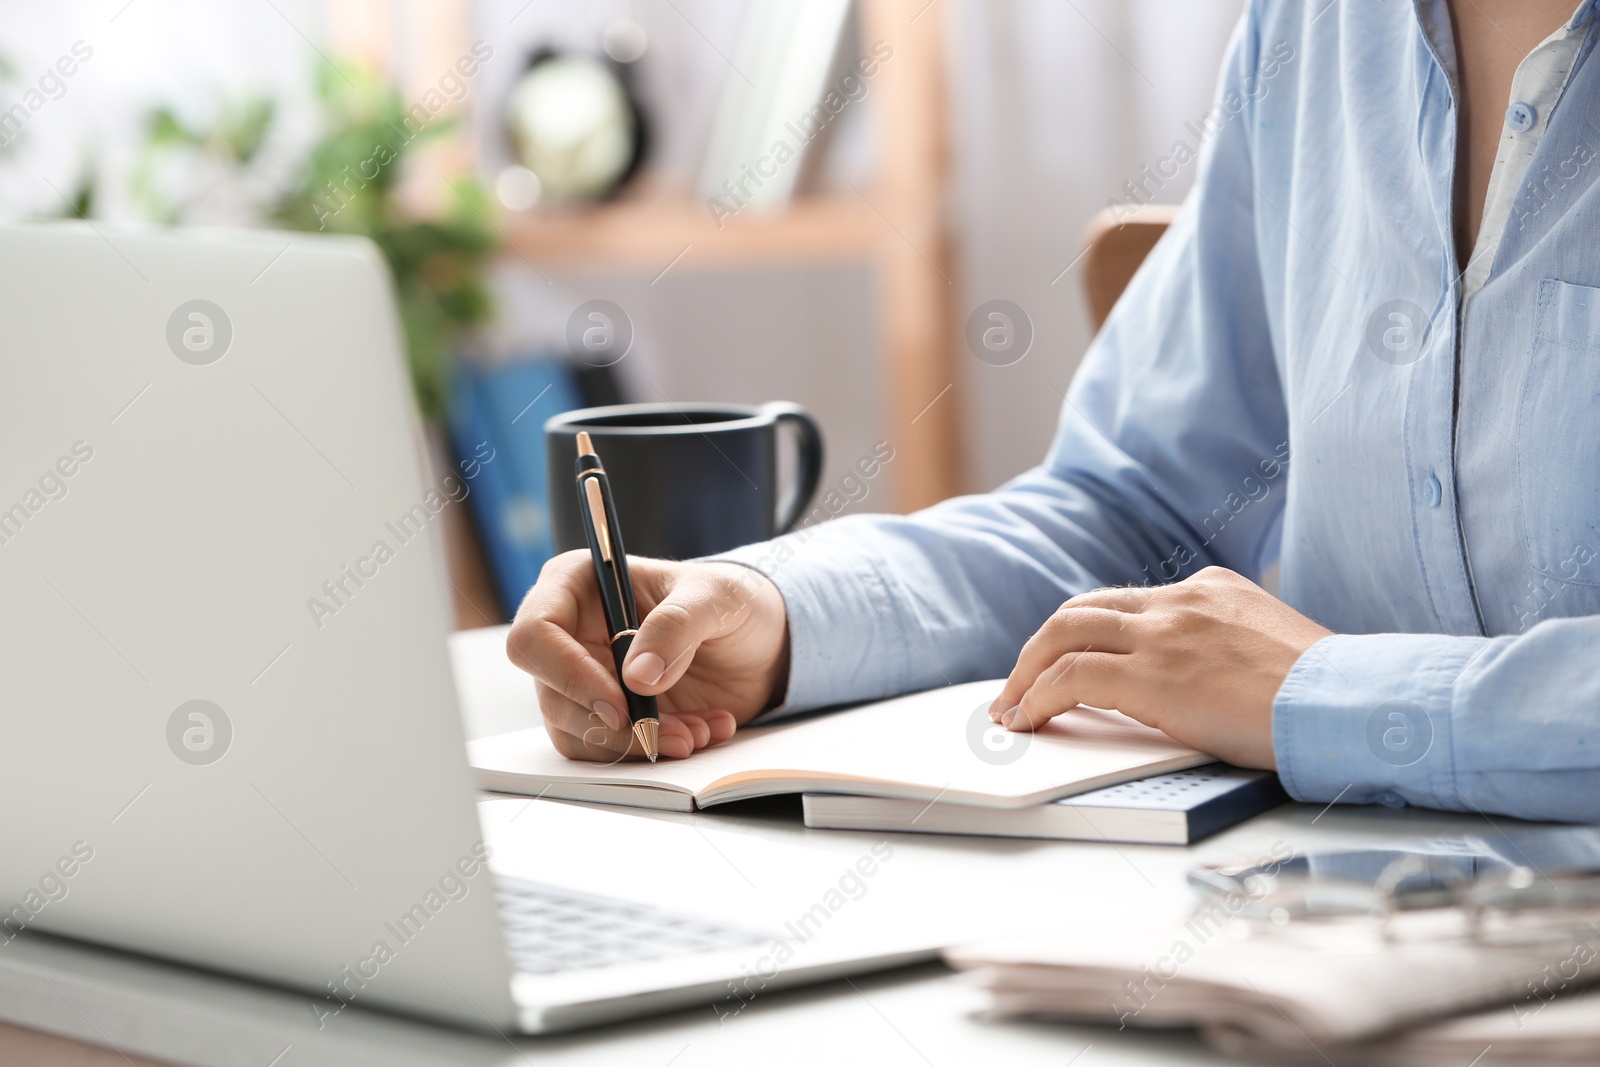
[582,475,613,563]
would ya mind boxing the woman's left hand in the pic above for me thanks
[987,567,1333,768]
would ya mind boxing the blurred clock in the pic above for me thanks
[502,45,647,205]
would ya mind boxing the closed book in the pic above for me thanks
[801,765,1285,844]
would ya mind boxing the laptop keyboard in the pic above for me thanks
[494,874,773,976]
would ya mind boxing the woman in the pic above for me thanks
[508,0,1600,823]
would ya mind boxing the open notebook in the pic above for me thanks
[466,678,1210,812]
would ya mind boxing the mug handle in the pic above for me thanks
[762,401,825,534]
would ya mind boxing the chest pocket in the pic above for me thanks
[1517,278,1600,586]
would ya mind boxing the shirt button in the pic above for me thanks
[1423,471,1443,508]
[1506,101,1537,133]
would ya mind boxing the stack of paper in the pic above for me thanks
[946,910,1600,1063]
[1330,988,1600,1066]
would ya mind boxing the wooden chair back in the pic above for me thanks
[1080,203,1179,332]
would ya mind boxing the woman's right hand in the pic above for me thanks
[505,552,791,762]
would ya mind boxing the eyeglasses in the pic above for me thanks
[1193,855,1600,947]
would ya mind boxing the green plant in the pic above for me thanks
[135,63,498,423]
[131,95,276,224]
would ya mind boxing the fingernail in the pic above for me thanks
[987,697,1006,721]
[1000,708,1017,728]
[626,652,666,687]
[594,700,624,731]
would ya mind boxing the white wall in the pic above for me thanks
[949,0,1244,490]
[0,0,325,222]
[0,0,1243,507]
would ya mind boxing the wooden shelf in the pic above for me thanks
[499,193,886,271]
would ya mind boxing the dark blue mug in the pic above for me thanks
[545,401,825,560]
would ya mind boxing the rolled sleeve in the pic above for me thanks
[712,533,910,718]
[1272,632,1485,810]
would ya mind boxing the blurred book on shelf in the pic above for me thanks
[697,0,856,214]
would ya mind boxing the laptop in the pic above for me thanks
[0,220,936,1034]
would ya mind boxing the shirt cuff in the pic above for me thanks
[706,533,905,721]
[1273,632,1487,811]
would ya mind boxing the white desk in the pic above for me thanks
[0,800,1511,1066]
[0,629,1522,1066]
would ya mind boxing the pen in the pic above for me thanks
[574,431,660,761]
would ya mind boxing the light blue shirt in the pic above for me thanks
[717,0,1600,823]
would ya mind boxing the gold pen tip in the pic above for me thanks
[575,430,596,457]
[631,718,660,761]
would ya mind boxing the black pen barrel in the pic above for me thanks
[574,446,659,732]
[608,631,658,725]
